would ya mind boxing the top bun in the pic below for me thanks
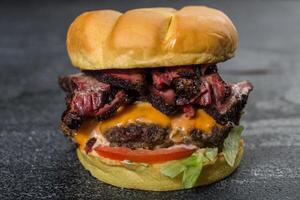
[67,6,238,70]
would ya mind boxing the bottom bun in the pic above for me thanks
[77,141,244,191]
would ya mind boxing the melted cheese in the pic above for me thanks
[98,102,170,133]
[75,120,98,149]
[169,109,219,142]
[75,102,220,147]
[171,109,217,134]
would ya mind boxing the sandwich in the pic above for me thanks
[59,6,253,191]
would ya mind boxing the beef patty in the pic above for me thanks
[104,123,173,150]
[103,123,231,150]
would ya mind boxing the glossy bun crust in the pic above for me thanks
[67,6,238,70]
[77,141,244,191]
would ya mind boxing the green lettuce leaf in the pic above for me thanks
[204,148,218,162]
[182,154,202,166]
[160,162,186,178]
[182,153,203,188]
[160,152,204,188]
[223,126,244,167]
[183,165,203,189]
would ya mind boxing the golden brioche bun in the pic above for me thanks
[67,6,238,70]
[76,140,244,191]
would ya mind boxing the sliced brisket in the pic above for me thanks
[59,73,129,129]
[205,81,253,125]
[59,65,253,131]
[147,65,251,122]
[173,77,201,105]
[59,73,110,93]
[95,90,128,121]
[182,105,196,118]
[152,66,195,89]
[84,69,146,93]
[202,73,231,105]
[147,86,178,115]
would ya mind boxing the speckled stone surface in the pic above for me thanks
[0,0,299,199]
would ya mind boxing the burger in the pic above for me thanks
[59,6,253,191]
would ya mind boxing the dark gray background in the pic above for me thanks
[0,0,299,199]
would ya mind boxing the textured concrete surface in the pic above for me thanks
[0,0,299,199]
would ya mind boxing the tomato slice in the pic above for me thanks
[94,146,195,163]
